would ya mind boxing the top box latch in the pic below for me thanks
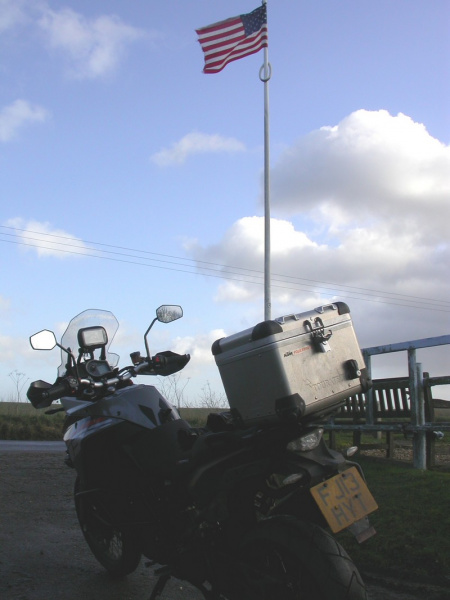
[305,317,333,352]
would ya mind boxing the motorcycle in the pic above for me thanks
[27,305,377,600]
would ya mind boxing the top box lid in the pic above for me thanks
[212,302,351,356]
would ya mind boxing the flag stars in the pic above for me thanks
[242,6,267,37]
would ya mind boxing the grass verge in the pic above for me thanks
[337,455,450,586]
[0,403,219,439]
[0,402,65,440]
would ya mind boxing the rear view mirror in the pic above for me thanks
[30,330,57,351]
[156,305,183,324]
[144,305,184,360]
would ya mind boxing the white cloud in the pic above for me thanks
[183,112,449,353]
[187,216,319,265]
[164,329,228,402]
[187,216,325,304]
[38,6,145,79]
[270,110,450,240]
[187,210,450,389]
[172,329,227,367]
[0,99,49,142]
[150,132,246,166]
[189,213,449,315]
[4,218,89,258]
[0,0,26,33]
[186,102,450,359]
[192,110,449,331]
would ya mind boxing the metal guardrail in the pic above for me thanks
[325,335,450,469]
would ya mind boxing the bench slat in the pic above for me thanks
[335,377,412,421]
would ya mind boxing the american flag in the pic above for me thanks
[196,5,268,74]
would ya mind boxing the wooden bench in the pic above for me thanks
[324,375,450,463]
[325,377,410,457]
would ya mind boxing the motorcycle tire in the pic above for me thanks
[233,516,367,600]
[74,477,141,578]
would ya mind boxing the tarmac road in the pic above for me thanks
[0,440,65,452]
[0,442,447,600]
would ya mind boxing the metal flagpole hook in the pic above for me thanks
[259,62,272,82]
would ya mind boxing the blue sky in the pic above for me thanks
[1,0,449,404]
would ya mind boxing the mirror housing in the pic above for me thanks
[30,330,57,351]
[156,305,183,324]
[144,305,184,360]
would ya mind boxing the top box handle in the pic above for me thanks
[276,302,351,324]
[314,302,350,315]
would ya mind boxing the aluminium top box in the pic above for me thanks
[212,302,370,427]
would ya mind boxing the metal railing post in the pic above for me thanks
[409,351,426,470]
[363,350,374,426]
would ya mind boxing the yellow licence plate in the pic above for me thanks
[310,467,378,533]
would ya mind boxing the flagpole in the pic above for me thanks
[260,0,271,320]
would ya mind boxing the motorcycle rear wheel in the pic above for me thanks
[74,477,142,578]
[233,517,367,600]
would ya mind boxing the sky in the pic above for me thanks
[1,0,449,405]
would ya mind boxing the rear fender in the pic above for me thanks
[284,437,347,484]
[221,439,346,530]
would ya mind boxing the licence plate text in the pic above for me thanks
[310,467,378,533]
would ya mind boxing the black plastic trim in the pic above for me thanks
[334,301,350,315]
[211,338,224,356]
[275,393,306,423]
[251,320,283,341]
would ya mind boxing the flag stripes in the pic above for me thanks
[196,6,268,74]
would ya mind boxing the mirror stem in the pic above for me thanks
[144,318,157,360]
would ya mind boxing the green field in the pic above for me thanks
[1,402,449,587]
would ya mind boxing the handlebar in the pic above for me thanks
[131,351,190,376]
[44,380,73,401]
[27,378,74,409]
[152,351,191,376]
[27,351,190,409]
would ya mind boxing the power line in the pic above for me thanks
[2,227,449,312]
[2,225,449,307]
[6,224,450,306]
[2,236,449,312]
[1,226,449,313]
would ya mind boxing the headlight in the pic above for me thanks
[287,428,324,452]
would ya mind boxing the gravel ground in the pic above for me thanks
[360,440,450,467]
[0,450,449,600]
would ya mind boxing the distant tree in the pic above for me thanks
[9,370,29,403]
[198,381,226,410]
[156,373,190,411]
